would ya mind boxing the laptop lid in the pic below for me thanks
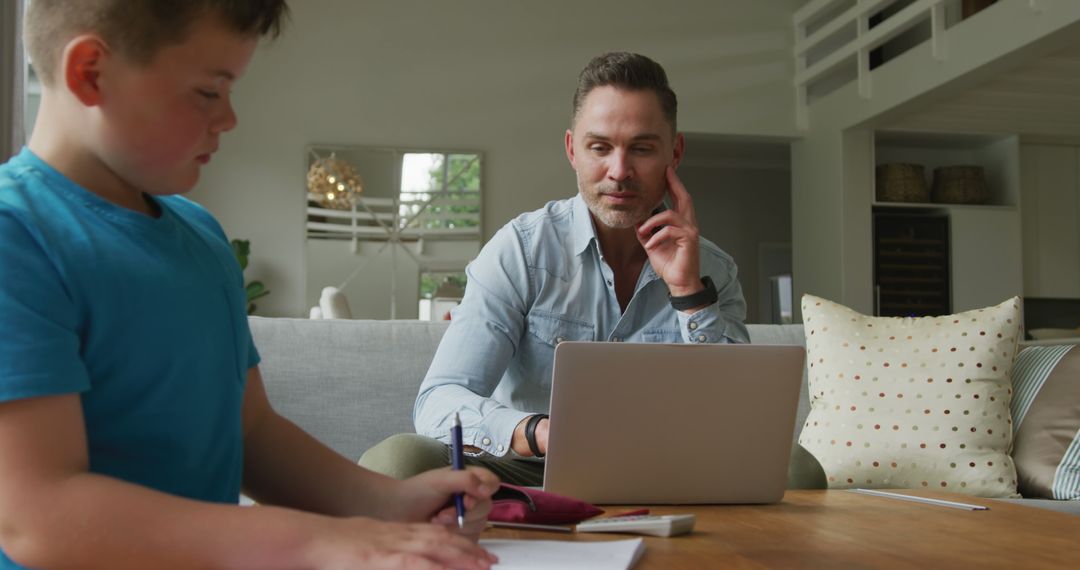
[542,342,805,505]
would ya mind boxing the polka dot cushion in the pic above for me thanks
[798,295,1022,498]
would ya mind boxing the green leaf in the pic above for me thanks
[231,239,251,271]
[231,238,269,314]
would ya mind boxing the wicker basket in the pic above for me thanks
[876,163,929,203]
[931,165,988,204]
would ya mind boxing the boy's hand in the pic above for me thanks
[396,466,500,540]
[305,516,498,570]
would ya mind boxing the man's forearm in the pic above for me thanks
[415,383,530,458]
[3,471,333,569]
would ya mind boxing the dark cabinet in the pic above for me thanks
[873,212,950,317]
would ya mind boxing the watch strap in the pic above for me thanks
[669,276,719,311]
[524,414,549,458]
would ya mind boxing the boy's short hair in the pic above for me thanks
[25,0,290,85]
[571,51,678,134]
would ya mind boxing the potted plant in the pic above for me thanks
[230,239,270,315]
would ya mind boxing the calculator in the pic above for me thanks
[575,514,696,537]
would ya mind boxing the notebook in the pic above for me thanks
[542,342,805,504]
[479,538,644,570]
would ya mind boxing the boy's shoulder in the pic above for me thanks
[0,151,54,222]
[0,151,227,249]
[158,194,229,242]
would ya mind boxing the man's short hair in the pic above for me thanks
[571,52,678,133]
[24,0,290,85]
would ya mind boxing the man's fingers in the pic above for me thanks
[665,166,696,223]
[641,225,689,252]
[636,209,688,239]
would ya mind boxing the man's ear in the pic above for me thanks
[62,36,109,107]
[671,132,685,170]
[564,129,576,168]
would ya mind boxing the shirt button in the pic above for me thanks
[555,337,565,344]
[497,444,505,452]
[689,322,699,331]
[612,337,621,342]
[697,334,707,343]
[482,437,492,446]
[606,280,613,286]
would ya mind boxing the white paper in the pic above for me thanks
[480,538,645,570]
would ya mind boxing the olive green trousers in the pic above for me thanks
[359,433,826,489]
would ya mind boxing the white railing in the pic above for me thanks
[306,194,481,242]
[794,0,962,129]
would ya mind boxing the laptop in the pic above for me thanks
[542,342,805,504]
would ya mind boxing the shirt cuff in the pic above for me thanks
[676,303,726,343]
[467,407,532,457]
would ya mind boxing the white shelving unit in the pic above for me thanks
[874,130,1020,207]
[872,130,1024,313]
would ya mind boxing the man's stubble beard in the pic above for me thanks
[577,174,656,230]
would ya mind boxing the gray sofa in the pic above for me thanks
[249,317,1078,514]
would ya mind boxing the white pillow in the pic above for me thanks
[798,295,1022,498]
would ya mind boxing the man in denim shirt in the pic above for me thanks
[362,52,822,488]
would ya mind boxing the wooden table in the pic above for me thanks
[483,490,1080,569]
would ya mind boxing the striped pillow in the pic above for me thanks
[1011,344,1080,500]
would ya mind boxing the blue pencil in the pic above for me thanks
[451,412,466,528]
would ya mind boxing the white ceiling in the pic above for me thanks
[888,40,1080,144]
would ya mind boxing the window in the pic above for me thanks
[303,145,482,319]
[400,153,481,233]
[305,149,482,243]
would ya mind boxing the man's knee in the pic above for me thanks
[358,433,449,479]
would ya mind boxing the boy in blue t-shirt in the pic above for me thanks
[0,2,498,569]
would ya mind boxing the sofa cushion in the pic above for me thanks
[250,317,449,461]
[748,324,809,442]
[994,498,1080,515]
[1011,344,1080,500]
[798,295,1022,498]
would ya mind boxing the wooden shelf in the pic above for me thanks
[872,201,1017,211]
[878,238,945,246]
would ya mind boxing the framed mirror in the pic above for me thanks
[304,144,482,319]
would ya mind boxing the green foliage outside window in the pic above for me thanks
[404,154,480,230]
[420,272,468,300]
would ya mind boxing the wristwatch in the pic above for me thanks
[524,414,548,458]
[668,276,719,311]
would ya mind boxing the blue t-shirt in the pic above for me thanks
[0,148,259,568]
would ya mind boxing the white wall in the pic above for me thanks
[1020,144,1080,298]
[680,149,792,323]
[187,0,803,317]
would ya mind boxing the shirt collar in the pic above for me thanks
[571,193,598,257]
[569,193,661,284]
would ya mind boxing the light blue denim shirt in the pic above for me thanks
[414,195,749,456]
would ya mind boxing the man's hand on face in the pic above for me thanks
[635,166,703,298]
